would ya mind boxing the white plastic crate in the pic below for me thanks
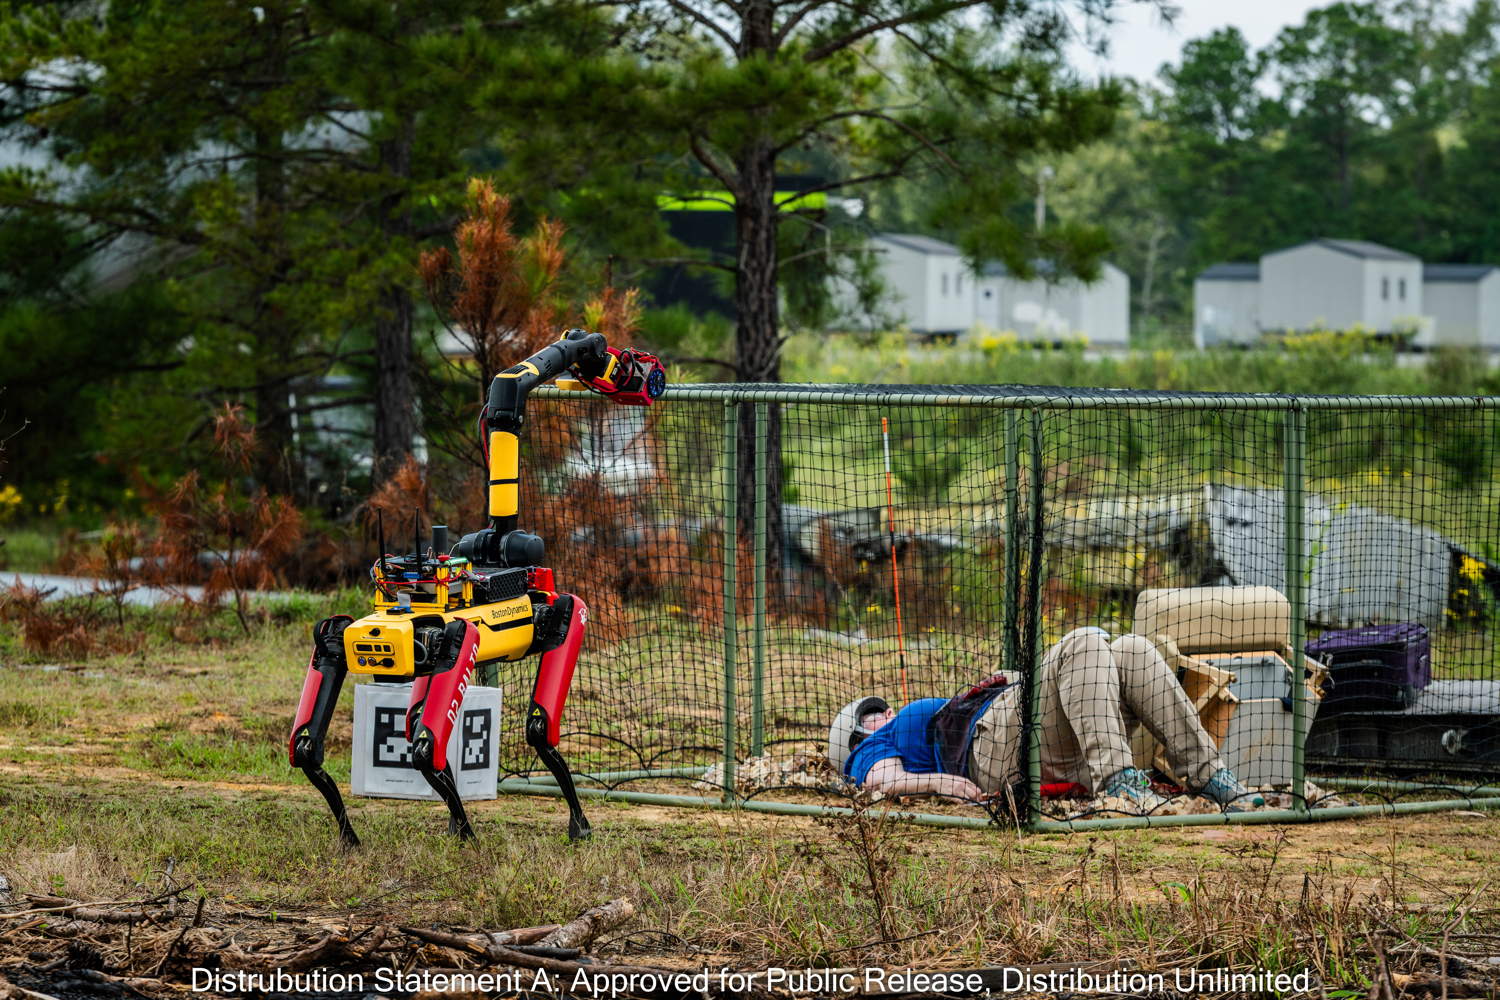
[1213,655,1317,788]
[350,681,501,801]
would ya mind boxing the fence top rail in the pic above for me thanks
[534,383,1496,410]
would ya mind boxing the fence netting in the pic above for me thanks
[489,386,1500,825]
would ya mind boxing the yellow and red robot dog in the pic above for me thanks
[289,330,665,847]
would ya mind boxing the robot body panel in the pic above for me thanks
[531,595,586,747]
[342,615,418,676]
[342,595,535,676]
[410,620,480,773]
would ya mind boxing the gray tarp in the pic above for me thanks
[1206,485,1454,630]
[785,486,1468,631]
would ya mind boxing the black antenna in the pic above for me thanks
[413,511,422,570]
[377,510,388,579]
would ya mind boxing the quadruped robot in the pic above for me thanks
[290,330,667,847]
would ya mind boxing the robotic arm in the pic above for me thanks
[290,329,665,847]
[461,329,665,560]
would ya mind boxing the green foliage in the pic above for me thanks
[890,415,967,503]
[638,304,734,364]
[6,0,1500,523]
[0,0,667,502]
[790,327,1492,397]
[1435,423,1494,488]
[0,280,193,513]
[629,0,1132,380]
[992,0,1500,333]
[780,453,801,504]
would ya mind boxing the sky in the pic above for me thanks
[1068,0,1370,83]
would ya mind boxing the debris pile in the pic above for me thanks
[0,891,683,1000]
[692,756,1350,821]
[693,753,834,795]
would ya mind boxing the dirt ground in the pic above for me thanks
[4,748,1500,999]
[4,634,1500,999]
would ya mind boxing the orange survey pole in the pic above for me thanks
[881,417,910,704]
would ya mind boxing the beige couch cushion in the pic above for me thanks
[1135,586,1291,654]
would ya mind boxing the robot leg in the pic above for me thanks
[290,615,359,848]
[404,673,433,744]
[528,594,591,841]
[411,619,480,839]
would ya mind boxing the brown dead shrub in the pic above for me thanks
[0,581,133,659]
[101,405,305,632]
[403,180,669,637]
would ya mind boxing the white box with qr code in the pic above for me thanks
[350,682,501,800]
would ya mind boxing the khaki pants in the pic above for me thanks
[968,628,1225,795]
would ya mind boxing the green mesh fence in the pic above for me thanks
[491,385,1500,830]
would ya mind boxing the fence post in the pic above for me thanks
[1003,412,1020,702]
[722,400,739,802]
[1283,403,1309,813]
[1023,408,1046,831]
[752,402,768,758]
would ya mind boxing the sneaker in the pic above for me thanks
[1199,768,1265,811]
[1102,767,1167,813]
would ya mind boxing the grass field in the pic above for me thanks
[3,599,1500,997]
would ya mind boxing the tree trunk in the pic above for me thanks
[252,369,296,497]
[373,284,416,481]
[733,132,784,600]
[733,141,781,385]
[1139,218,1166,325]
[251,113,297,495]
[372,113,418,482]
[247,8,298,498]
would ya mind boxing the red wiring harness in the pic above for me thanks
[477,405,490,466]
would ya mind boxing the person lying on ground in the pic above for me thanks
[828,626,1264,814]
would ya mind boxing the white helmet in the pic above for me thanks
[828,696,890,774]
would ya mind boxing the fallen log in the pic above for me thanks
[4,984,60,1000]
[1391,971,1499,997]
[485,924,560,947]
[1,899,171,923]
[538,898,634,950]
[348,923,391,960]
[219,930,343,974]
[508,944,585,961]
[400,926,490,960]
[397,926,680,983]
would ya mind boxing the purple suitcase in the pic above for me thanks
[1306,623,1431,712]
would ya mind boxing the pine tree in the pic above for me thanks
[0,0,647,492]
[594,0,1129,566]
[617,0,1129,385]
[1,0,329,493]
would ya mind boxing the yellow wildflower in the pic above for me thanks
[0,484,20,522]
[1460,555,1485,583]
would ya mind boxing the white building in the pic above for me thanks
[975,261,1130,347]
[864,233,974,336]
[1259,239,1423,338]
[1423,264,1500,350]
[1193,263,1261,348]
[1194,239,1449,348]
[840,232,1131,344]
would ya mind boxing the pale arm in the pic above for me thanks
[862,757,985,802]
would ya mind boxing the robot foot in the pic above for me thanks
[527,719,591,841]
[418,761,476,840]
[296,755,360,849]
